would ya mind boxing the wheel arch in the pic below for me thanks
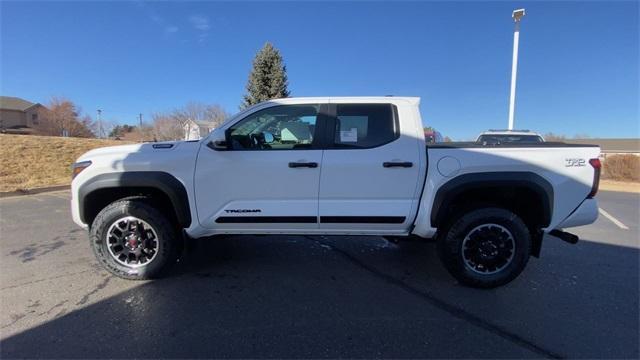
[78,171,192,228]
[431,172,554,230]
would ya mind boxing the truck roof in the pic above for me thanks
[263,96,421,106]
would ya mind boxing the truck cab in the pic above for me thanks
[195,97,425,236]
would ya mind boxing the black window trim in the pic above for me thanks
[324,103,400,150]
[220,102,400,151]
[223,103,330,151]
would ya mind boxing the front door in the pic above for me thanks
[194,103,325,232]
[318,102,424,233]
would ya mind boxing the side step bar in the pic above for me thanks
[549,229,579,244]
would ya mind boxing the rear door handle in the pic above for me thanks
[383,161,413,168]
[289,162,318,168]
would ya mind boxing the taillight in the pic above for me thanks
[588,158,601,198]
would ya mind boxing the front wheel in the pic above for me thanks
[437,207,531,288]
[90,199,179,280]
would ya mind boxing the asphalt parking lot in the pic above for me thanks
[0,190,638,358]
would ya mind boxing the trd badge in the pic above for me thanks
[565,158,586,167]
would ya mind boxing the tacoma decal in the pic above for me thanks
[224,209,262,213]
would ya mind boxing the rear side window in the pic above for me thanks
[332,104,398,149]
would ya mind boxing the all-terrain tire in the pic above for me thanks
[90,199,179,280]
[437,207,531,288]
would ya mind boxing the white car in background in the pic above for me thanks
[476,130,545,145]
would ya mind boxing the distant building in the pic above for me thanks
[0,96,45,134]
[183,119,216,140]
[565,138,640,158]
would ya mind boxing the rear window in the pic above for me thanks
[333,104,398,148]
[477,134,543,144]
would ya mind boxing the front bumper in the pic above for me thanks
[556,198,599,229]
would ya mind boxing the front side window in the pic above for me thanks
[333,104,397,149]
[228,105,319,150]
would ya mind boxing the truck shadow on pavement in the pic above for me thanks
[1,235,638,359]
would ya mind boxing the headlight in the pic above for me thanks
[71,160,92,179]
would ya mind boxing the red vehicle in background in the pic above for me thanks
[424,129,444,144]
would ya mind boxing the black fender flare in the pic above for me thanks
[430,171,554,228]
[78,171,192,227]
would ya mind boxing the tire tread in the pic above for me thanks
[437,207,531,288]
[90,199,178,280]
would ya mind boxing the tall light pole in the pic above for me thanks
[508,8,525,130]
[97,109,103,138]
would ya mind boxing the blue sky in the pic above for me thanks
[1,1,638,140]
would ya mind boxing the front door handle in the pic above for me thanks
[383,161,413,168]
[289,162,318,168]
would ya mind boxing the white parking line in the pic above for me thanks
[599,208,629,230]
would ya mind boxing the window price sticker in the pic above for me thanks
[340,128,358,142]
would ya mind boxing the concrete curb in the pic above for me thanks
[0,185,70,198]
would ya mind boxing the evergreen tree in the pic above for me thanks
[241,42,290,109]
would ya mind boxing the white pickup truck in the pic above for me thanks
[71,97,601,288]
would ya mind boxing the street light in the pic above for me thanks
[97,109,103,138]
[508,8,525,130]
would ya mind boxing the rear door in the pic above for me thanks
[318,102,424,233]
[194,103,327,231]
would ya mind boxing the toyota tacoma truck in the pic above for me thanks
[71,97,601,288]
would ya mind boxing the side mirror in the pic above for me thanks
[206,132,230,151]
[263,131,274,144]
[207,140,228,150]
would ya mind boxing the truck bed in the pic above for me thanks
[427,142,600,149]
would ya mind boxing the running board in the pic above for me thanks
[549,229,579,244]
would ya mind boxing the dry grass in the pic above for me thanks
[600,179,640,194]
[603,154,640,182]
[0,134,131,192]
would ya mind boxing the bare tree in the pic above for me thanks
[126,123,155,142]
[77,115,98,138]
[151,102,228,141]
[172,102,227,128]
[543,132,567,142]
[35,97,95,137]
[152,113,183,141]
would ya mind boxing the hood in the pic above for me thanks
[76,141,191,162]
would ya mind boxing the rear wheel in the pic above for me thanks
[437,207,531,288]
[90,199,179,280]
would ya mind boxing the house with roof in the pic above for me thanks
[0,96,44,134]
[183,118,217,140]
